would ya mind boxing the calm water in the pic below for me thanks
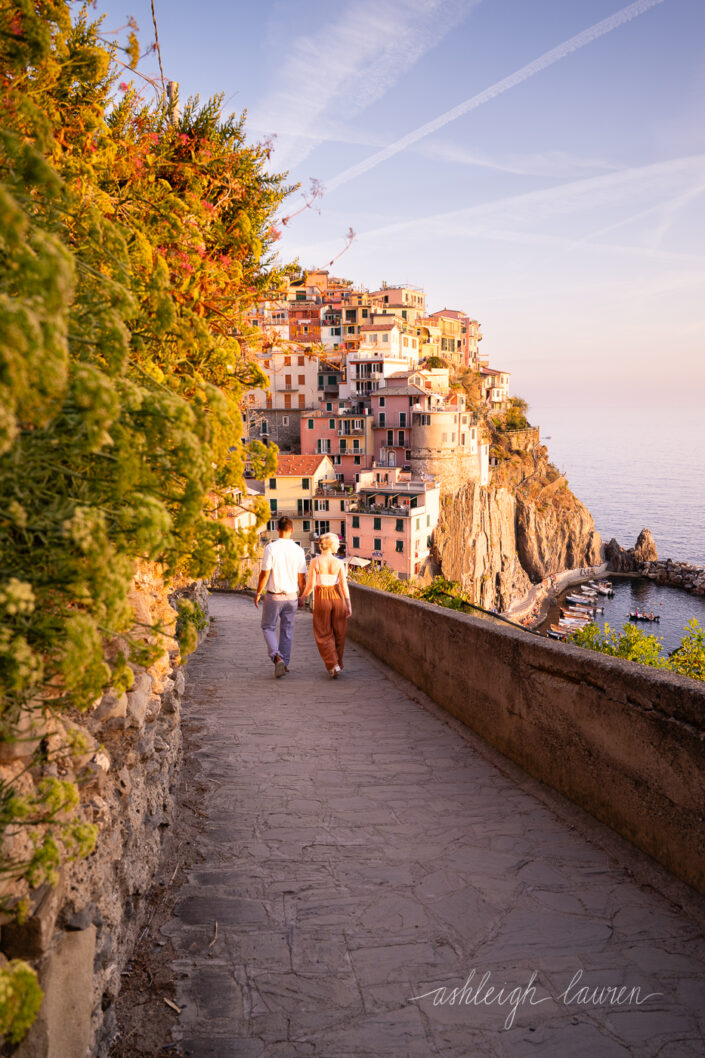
[530,405,705,565]
[546,578,705,654]
[530,404,705,646]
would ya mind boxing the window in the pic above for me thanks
[331,327,341,336]
[268,519,278,531]
[284,355,291,366]
[461,433,466,446]
[303,520,311,532]
[387,430,393,446]
[354,456,361,465]
[339,439,347,453]
[379,412,386,427]
[374,537,382,551]
[427,515,431,526]
[415,518,421,531]
[298,355,305,366]
[352,536,360,549]
[307,419,314,429]
[268,478,277,489]
[354,419,364,430]
[284,374,292,388]
[282,415,289,426]
[379,396,385,407]
[298,395,305,408]
[298,374,305,385]
[362,308,368,318]
[395,519,404,533]
[399,412,406,427]
[269,499,277,513]
[353,440,360,452]
[395,540,404,553]
[352,516,360,528]
[340,500,345,512]
[261,421,268,435]
[301,478,310,490]
[326,402,333,412]
[317,439,331,454]
[332,455,341,465]
[297,498,311,515]
[318,374,324,388]
[328,375,337,385]
[420,414,430,426]
[382,333,389,342]
[284,394,292,409]
[315,499,329,512]
[345,309,356,321]
[373,517,381,531]
[265,395,273,409]
[405,450,411,461]
[398,431,405,446]
[315,520,330,535]
[329,419,335,429]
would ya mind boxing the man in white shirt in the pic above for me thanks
[254,516,307,678]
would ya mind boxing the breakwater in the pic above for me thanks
[642,559,705,596]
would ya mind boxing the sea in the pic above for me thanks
[530,404,705,653]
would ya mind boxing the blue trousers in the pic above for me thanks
[260,594,298,666]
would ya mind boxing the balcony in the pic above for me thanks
[346,503,411,517]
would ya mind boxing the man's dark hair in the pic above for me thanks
[277,516,293,532]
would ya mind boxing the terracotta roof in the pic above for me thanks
[429,308,467,320]
[481,366,508,376]
[274,454,334,475]
[361,322,397,332]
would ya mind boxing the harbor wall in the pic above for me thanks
[348,583,705,897]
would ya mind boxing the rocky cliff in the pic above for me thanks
[433,442,602,609]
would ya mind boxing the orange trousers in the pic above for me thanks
[312,587,347,670]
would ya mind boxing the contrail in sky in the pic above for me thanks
[324,0,668,193]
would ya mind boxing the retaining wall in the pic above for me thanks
[0,571,208,1058]
[348,583,705,896]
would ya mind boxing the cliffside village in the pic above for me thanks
[234,270,513,579]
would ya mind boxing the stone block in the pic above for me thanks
[93,691,127,722]
[126,684,151,730]
[15,925,96,1058]
[1,879,65,960]
[174,668,186,696]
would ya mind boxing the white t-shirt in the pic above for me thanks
[261,538,307,595]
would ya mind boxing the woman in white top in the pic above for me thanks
[302,532,352,678]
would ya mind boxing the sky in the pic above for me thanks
[92,0,705,410]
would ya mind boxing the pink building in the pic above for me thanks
[300,399,375,485]
[369,383,444,467]
[344,465,440,579]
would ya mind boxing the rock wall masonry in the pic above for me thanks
[0,568,209,1058]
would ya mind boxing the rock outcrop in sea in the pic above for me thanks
[605,528,659,572]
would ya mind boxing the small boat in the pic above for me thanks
[629,611,660,623]
[547,629,567,640]
[588,580,614,596]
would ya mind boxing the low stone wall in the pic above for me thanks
[348,583,705,896]
[643,559,705,595]
[505,426,540,452]
[0,569,208,1058]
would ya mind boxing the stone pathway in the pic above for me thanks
[163,593,705,1057]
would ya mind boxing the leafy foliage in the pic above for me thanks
[569,619,705,681]
[0,0,292,978]
[0,958,43,1043]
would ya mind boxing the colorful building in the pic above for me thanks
[300,400,375,485]
[261,454,338,550]
[344,465,440,579]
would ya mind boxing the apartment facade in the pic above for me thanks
[262,454,338,550]
[343,465,440,579]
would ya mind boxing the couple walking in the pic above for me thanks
[254,516,352,679]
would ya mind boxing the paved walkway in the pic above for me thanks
[164,593,705,1057]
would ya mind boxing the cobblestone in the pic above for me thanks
[163,594,705,1057]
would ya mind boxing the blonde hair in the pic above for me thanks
[319,532,340,553]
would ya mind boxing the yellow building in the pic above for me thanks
[262,454,339,550]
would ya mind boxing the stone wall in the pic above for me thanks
[348,583,705,897]
[505,426,540,452]
[0,567,208,1057]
